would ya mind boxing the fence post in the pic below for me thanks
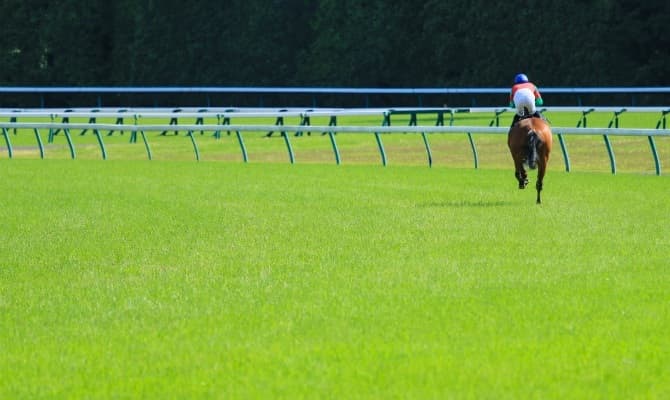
[649,109,669,176]
[328,116,341,165]
[467,132,478,169]
[130,115,139,143]
[34,128,45,159]
[602,109,627,175]
[2,128,13,158]
[281,130,295,164]
[374,132,387,166]
[139,130,152,160]
[108,109,128,136]
[93,129,107,160]
[187,130,200,161]
[603,134,616,174]
[236,131,248,162]
[296,113,310,137]
[63,128,76,159]
[557,134,571,172]
[647,136,661,176]
[160,109,180,136]
[79,109,99,136]
[421,132,432,167]
[489,109,507,127]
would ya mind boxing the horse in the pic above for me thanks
[507,116,553,204]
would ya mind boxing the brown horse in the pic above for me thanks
[507,117,553,204]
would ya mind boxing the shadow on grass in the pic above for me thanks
[421,200,512,208]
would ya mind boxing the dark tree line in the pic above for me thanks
[0,0,668,105]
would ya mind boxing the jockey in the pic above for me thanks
[509,73,544,126]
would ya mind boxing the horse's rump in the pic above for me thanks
[508,117,553,156]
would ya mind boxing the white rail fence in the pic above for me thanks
[1,107,669,175]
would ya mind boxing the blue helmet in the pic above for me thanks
[514,73,529,84]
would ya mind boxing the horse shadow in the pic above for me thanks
[420,200,512,208]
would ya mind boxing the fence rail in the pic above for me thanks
[3,86,670,107]
[1,107,668,175]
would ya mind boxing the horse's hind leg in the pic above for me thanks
[514,158,528,189]
[536,157,547,204]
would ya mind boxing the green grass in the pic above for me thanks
[1,160,668,399]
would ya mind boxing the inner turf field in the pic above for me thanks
[1,110,668,398]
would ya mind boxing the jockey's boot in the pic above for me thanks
[511,113,521,127]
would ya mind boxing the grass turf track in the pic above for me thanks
[0,159,668,398]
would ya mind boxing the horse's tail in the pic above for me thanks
[527,131,539,170]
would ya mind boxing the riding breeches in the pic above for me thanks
[513,88,537,116]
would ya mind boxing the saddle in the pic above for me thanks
[512,111,544,126]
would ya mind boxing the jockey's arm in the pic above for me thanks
[533,86,543,106]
